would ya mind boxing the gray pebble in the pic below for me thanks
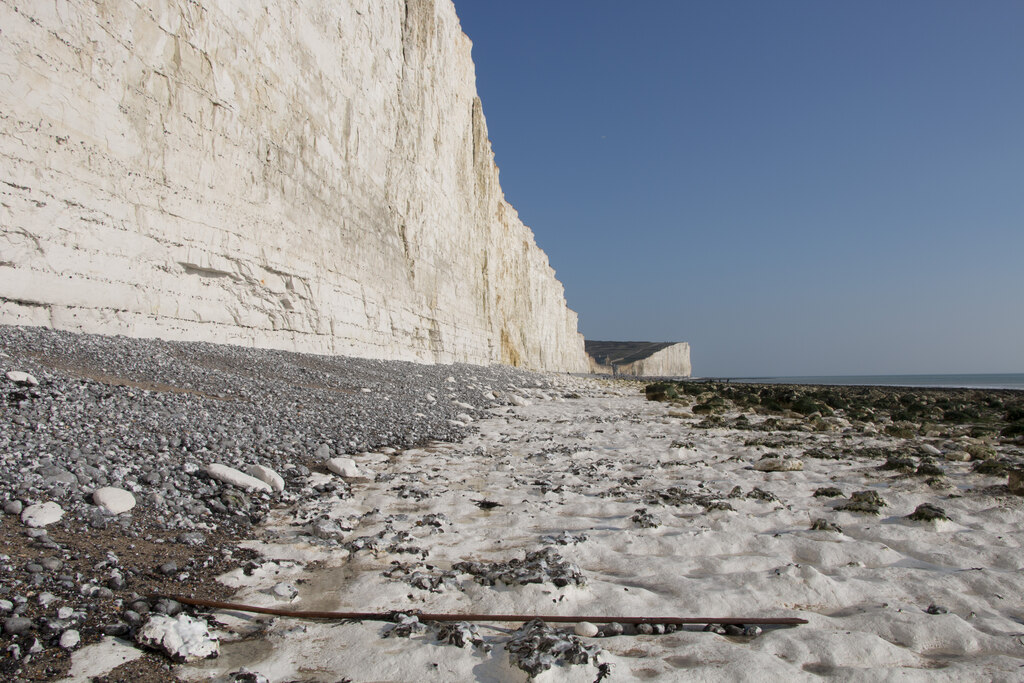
[154,598,182,616]
[4,616,34,635]
[40,557,62,571]
[101,622,130,636]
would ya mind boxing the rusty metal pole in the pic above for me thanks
[154,594,808,626]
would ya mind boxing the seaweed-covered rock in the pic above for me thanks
[453,548,585,588]
[644,382,679,401]
[973,459,1011,476]
[505,619,604,678]
[383,561,458,592]
[879,457,916,472]
[436,621,490,651]
[692,396,730,415]
[885,422,919,438]
[965,444,996,461]
[382,613,426,638]
[810,518,843,533]
[1001,422,1024,438]
[1009,469,1024,495]
[837,490,886,514]
[943,450,971,462]
[907,503,950,522]
[542,531,588,546]
[631,509,661,528]
[813,487,843,498]
[747,487,778,501]
[915,460,945,477]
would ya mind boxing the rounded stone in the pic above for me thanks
[21,501,64,528]
[4,616,34,635]
[246,464,285,493]
[754,457,804,472]
[40,557,63,571]
[574,621,599,637]
[93,487,137,514]
[326,457,362,478]
[5,371,39,386]
[205,464,272,493]
[59,629,81,649]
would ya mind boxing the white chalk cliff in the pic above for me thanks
[0,0,589,372]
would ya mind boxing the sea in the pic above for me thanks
[714,373,1024,391]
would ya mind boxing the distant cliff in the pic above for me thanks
[0,0,589,372]
[586,341,692,377]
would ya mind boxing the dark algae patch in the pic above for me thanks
[643,380,1024,441]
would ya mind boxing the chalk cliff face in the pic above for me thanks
[0,0,589,372]
[615,344,691,378]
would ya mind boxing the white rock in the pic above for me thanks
[754,458,804,472]
[21,501,64,527]
[205,464,272,493]
[944,450,971,462]
[455,412,474,423]
[510,395,531,407]
[315,444,332,459]
[136,614,219,663]
[5,371,38,386]
[574,621,599,637]
[92,487,136,514]
[920,444,942,456]
[327,457,362,478]
[59,629,81,649]
[271,582,298,600]
[246,464,285,493]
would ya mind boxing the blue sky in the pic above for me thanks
[455,1,1023,377]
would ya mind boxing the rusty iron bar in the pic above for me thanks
[154,594,808,626]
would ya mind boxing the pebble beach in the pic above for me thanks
[2,326,1023,681]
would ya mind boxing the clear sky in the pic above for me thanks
[454,1,1024,378]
